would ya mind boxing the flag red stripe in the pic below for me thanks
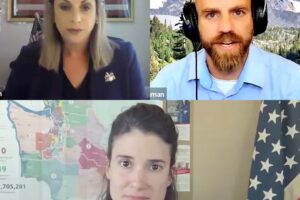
[175,169,191,175]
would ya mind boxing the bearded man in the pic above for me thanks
[151,0,300,100]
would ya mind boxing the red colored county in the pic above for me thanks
[79,138,107,169]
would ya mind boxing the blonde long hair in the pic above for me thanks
[39,0,115,72]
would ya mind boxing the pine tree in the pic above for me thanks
[172,32,187,60]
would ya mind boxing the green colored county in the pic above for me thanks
[22,152,42,160]
[62,102,91,126]
[21,155,79,199]
[21,153,42,178]
[92,101,153,128]
[65,137,76,148]
[21,157,64,181]
[40,159,79,178]
[21,159,42,179]
[40,159,79,200]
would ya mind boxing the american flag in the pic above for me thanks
[29,12,43,43]
[248,101,300,200]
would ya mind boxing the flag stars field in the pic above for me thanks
[268,110,280,124]
[249,175,261,190]
[280,110,287,122]
[248,101,300,200]
[260,102,267,113]
[263,188,277,200]
[261,158,274,173]
[285,124,299,139]
[284,155,298,169]
[288,100,299,108]
[258,129,271,143]
[252,147,260,160]
[275,170,284,185]
[271,140,285,155]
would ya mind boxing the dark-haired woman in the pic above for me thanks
[102,103,178,200]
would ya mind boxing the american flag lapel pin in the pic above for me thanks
[104,72,116,82]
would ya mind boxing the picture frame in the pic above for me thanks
[7,0,134,22]
[106,0,134,22]
[7,0,44,22]
[166,100,190,124]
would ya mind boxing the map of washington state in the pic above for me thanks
[7,101,108,200]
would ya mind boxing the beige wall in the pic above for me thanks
[188,101,262,200]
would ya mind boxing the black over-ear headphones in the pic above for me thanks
[181,0,268,43]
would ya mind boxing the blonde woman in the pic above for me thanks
[5,0,146,99]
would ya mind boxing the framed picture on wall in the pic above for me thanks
[166,100,190,124]
[7,0,134,22]
[7,0,44,22]
[105,0,134,22]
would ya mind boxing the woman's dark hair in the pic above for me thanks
[103,103,178,200]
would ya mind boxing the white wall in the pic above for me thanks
[0,0,149,89]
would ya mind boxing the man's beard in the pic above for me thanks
[201,32,252,73]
